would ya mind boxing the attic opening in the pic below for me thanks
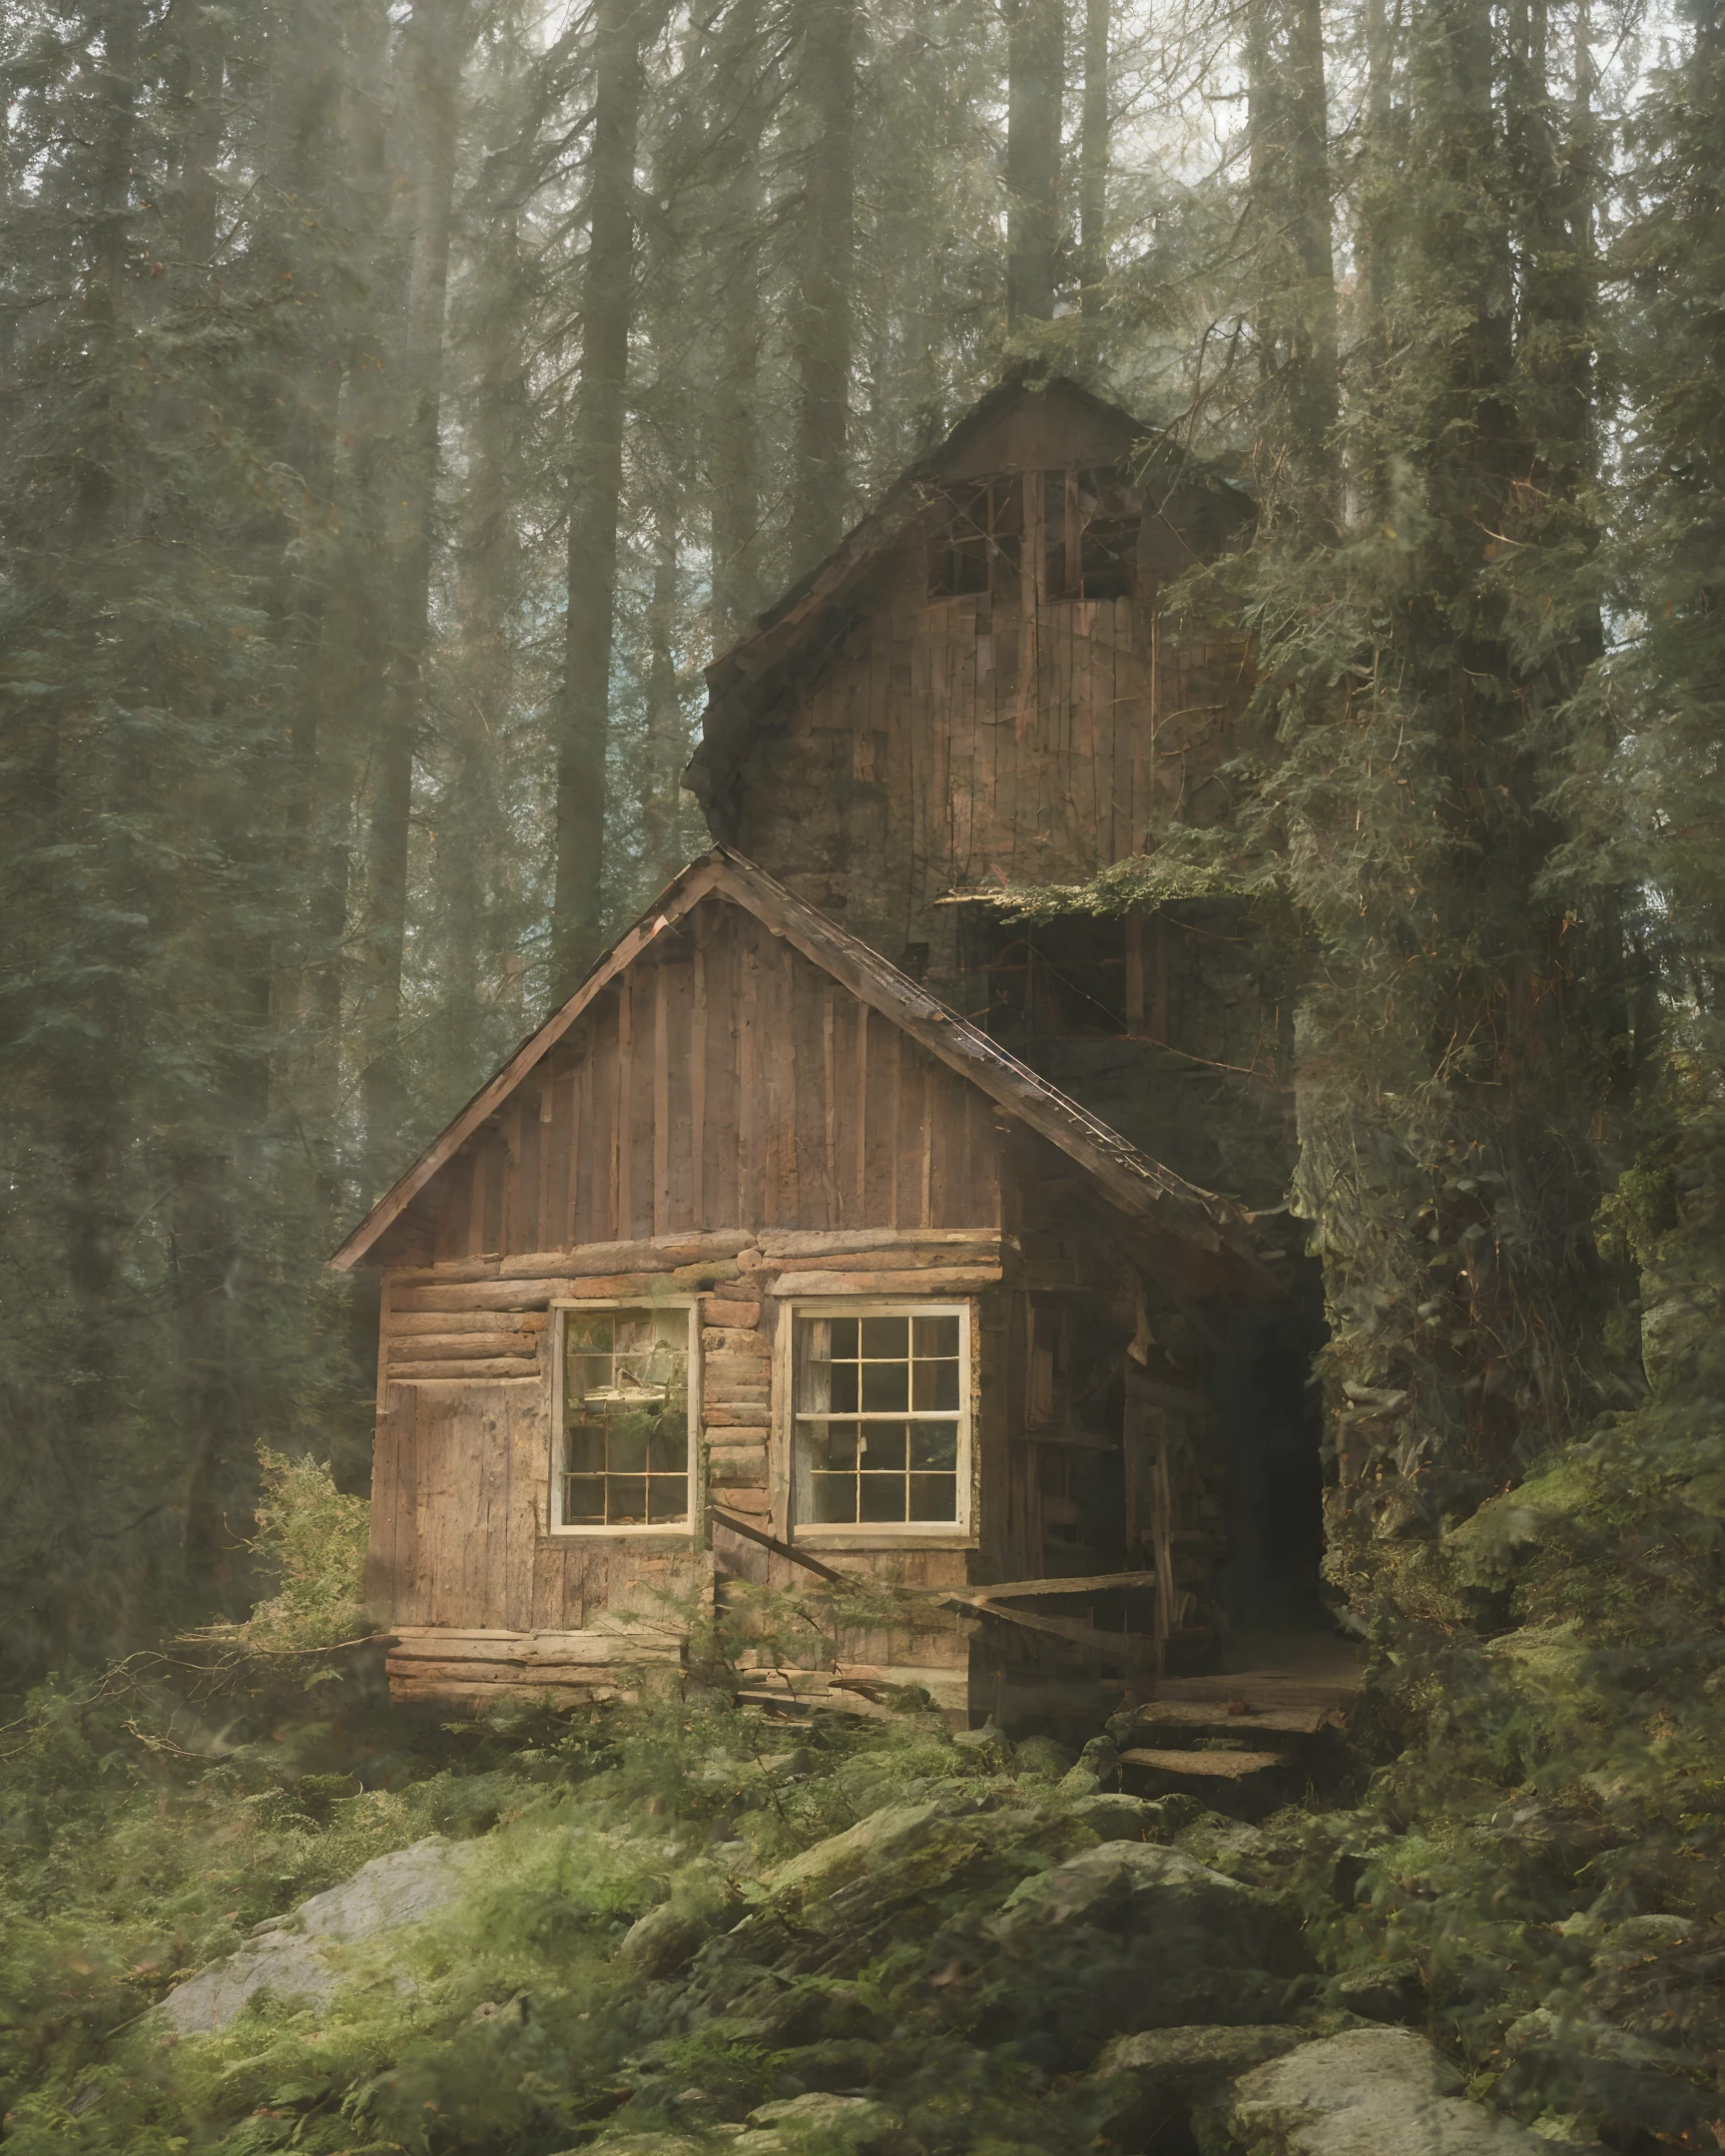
[955,906,1196,1049]
[927,475,1022,597]
[1044,466,1141,600]
[925,466,1142,604]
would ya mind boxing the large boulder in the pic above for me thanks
[766,1802,955,1903]
[1066,1792,1170,1842]
[1202,2026,1589,2155]
[1090,2024,1309,2141]
[616,1867,736,1981]
[738,2093,898,2152]
[1106,2022,1310,2092]
[975,1841,1310,2067]
[160,1836,479,2033]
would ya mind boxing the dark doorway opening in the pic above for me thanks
[1210,1252,1331,1639]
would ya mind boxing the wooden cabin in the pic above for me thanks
[333,851,1274,1716]
[334,375,1329,1723]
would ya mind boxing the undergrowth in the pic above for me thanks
[3,1443,1721,2154]
[0,1633,1056,2154]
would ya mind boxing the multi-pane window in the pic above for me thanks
[793,1310,967,1528]
[558,1305,693,1529]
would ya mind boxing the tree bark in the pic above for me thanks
[444,179,527,1089]
[1359,0,1401,323]
[1006,0,1063,326]
[643,496,684,889]
[1246,0,1338,493]
[357,0,465,1170]
[551,0,651,994]
[710,0,772,647]
[789,0,857,567]
[1077,0,1108,348]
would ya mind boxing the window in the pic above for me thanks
[1044,466,1141,600]
[554,1303,695,1531]
[792,1307,969,1533]
[927,477,1022,599]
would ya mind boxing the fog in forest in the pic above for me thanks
[1,0,1722,2147]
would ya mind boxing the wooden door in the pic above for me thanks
[366,1381,546,1631]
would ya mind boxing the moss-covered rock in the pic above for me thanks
[1199,2028,1589,2156]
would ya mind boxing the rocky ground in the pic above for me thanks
[118,1716,1608,2156]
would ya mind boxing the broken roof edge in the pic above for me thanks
[685,371,1252,814]
[329,845,1276,1293]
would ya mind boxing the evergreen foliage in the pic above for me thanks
[2,0,1724,2139]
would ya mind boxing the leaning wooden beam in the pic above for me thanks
[938,1592,1160,1670]
[709,1505,844,1583]
[899,1569,1156,1601]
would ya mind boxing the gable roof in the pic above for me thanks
[329,845,1274,1291]
[685,371,1252,827]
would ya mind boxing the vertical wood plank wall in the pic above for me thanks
[724,478,1252,977]
[736,579,1247,898]
[425,901,1001,1269]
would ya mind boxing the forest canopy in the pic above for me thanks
[1,0,1723,2142]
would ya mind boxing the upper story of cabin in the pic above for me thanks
[687,375,1255,1022]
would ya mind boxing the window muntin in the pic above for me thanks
[793,1309,967,1529]
[1044,466,1141,601]
[927,477,1022,599]
[557,1304,694,1530]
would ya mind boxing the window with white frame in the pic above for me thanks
[556,1304,695,1530]
[792,1308,968,1530]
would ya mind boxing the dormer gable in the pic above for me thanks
[683,376,1254,1012]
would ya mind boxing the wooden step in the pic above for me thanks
[1125,1700,1342,1740]
[1153,1669,1359,1718]
[1120,1745,1296,1781]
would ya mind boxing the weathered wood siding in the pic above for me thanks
[367,1369,709,1634]
[420,897,1001,1270]
[718,394,1252,992]
[733,582,1245,915]
[367,1228,1002,1706]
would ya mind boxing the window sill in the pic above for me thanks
[791,1528,977,1551]
[542,1527,697,1544]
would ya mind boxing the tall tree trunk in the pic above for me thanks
[1361,0,1402,323]
[357,0,464,1170]
[1076,0,1108,353]
[64,0,140,1312]
[444,181,527,1090]
[163,0,224,272]
[642,496,684,889]
[1246,0,1338,495]
[710,0,770,648]
[551,0,651,994]
[1005,0,1062,326]
[1284,0,1338,475]
[790,0,856,567]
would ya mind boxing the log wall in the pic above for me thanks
[365,1206,1200,1713]
[367,1226,1012,1708]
